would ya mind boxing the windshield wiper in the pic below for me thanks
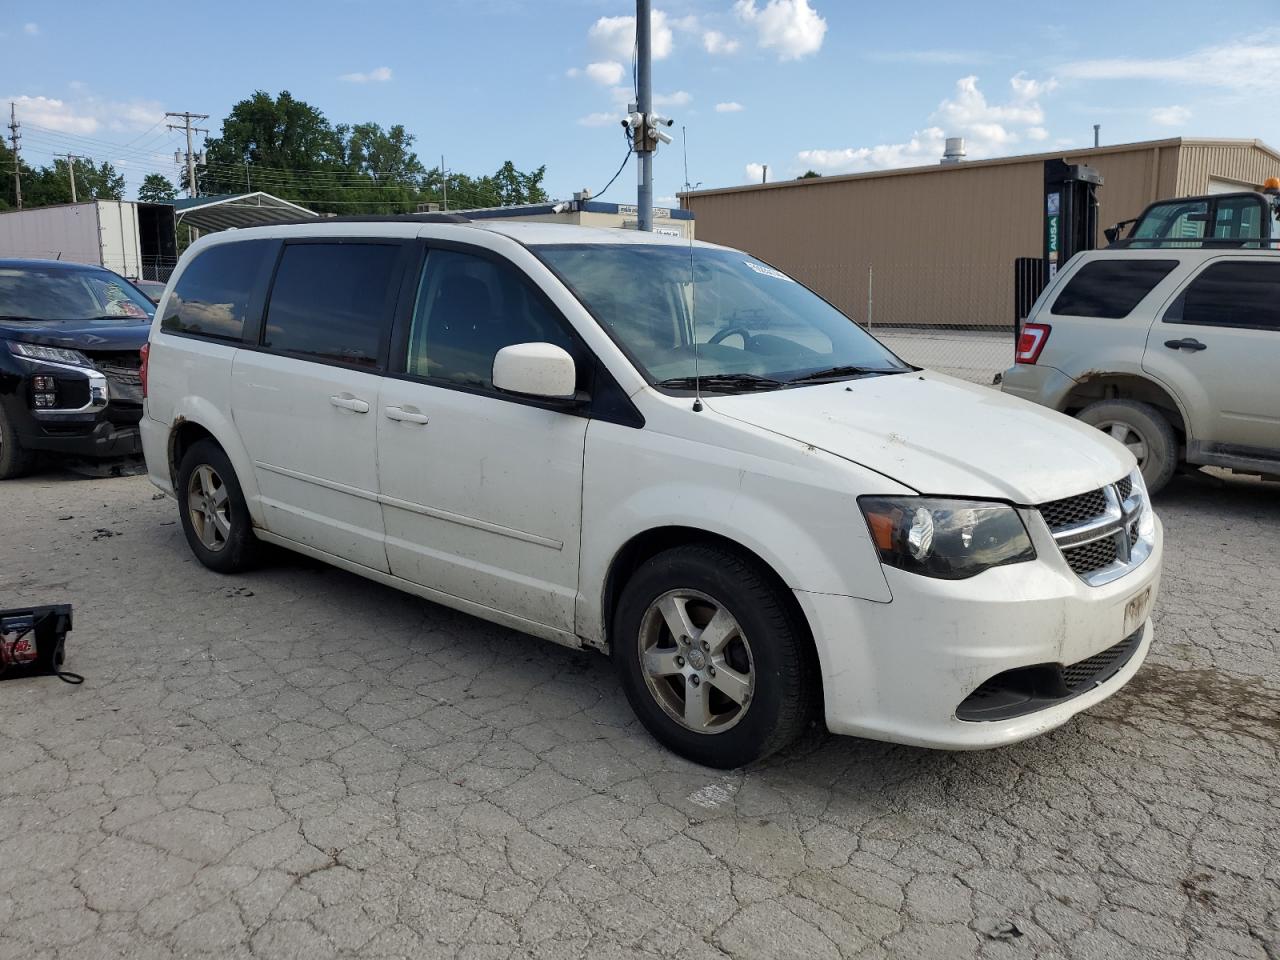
[787,365,906,384]
[657,372,785,392]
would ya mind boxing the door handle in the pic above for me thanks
[384,405,429,424]
[329,394,370,413]
[1164,338,1207,352]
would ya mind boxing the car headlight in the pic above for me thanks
[7,341,94,368]
[1128,469,1155,540]
[859,496,1037,580]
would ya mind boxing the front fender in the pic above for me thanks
[576,419,898,645]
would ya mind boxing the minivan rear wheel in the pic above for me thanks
[613,544,817,768]
[176,439,260,572]
[1077,399,1178,494]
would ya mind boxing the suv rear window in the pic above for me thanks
[162,239,275,341]
[1166,261,1280,331]
[1051,259,1178,319]
[261,242,402,369]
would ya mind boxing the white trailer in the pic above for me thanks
[0,201,144,277]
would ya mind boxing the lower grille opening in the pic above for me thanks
[955,627,1145,722]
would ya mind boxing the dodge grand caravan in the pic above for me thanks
[142,218,1163,768]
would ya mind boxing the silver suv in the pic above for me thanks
[1002,247,1280,492]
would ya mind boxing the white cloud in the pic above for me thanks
[578,111,622,128]
[703,30,741,55]
[4,93,164,135]
[339,66,392,83]
[745,162,771,183]
[1151,104,1192,126]
[734,0,826,61]
[589,11,674,61]
[654,90,692,108]
[584,61,625,86]
[794,72,1058,174]
[1061,33,1280,92]
[716,101,745,112]
[23,22,38,35]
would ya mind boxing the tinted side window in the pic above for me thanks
[162,239,274,341]
[1051,260,1178,319]
[1166,261,1280,332]
[262,242,402,369]
[405,249,576,389]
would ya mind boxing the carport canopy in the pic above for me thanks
[172,192,317,233]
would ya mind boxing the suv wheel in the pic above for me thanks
[1078,399,1178,494]
[613,544,817,768]
[176,439,260,572]
[0,403,36,480]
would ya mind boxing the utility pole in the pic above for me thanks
[441,155,448,210]
[635,0,653,231]
[7,102,21,209]
[166,111,209,198]
[762,164,768,184]
[61,154,81,203]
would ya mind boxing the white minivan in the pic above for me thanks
[141,217,1162,768]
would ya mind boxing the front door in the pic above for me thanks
[1143,257,1280,456]
[231,239,407,571]
[377,246,588,631]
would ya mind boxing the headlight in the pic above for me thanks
[7,341,94,368]
[1128,469,1155,540]
[859,496,1036,580]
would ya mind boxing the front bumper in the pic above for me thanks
[8,398,143,458]
[797,514,1163,750]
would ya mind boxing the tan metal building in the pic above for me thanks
[680,138,1280,329]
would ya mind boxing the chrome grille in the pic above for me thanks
[1037,473,1152,586]
[1039,489,1107,529]
[1064,536,1118,575]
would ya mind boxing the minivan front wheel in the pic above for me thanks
[1077,399,1177,494]
[613,544,816,768]
[176,439,260,572]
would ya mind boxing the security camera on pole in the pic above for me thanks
[623,0,675,233]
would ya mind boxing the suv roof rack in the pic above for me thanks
[1108,237,1280,249]
[272,213,472,227]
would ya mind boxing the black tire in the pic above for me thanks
[1077,399,1178,494]
[176,439,260,573]
[612,543,818,768]
[0,403,36,480]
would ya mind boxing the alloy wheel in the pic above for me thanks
[187,464,231,552]
[637,589,755,734]
[1095,419,1149,469]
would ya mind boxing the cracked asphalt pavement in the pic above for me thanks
[1,468,1277,959]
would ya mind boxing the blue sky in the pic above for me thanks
[6,1,1280,207]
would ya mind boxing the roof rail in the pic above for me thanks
[1108,236,1280,249]
[271,213,472,227]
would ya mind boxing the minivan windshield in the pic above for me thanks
[533,244,908,388]
[0,265,155,322]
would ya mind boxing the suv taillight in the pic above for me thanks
[1015,322,1051,364]
[139,342,150,398]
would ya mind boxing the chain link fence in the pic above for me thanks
[792,261,1020,387]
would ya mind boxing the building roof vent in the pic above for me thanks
[941,137,966,165]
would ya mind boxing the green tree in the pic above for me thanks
[798,170,822,179]
[23,157,125,206]
[138,173,177,202]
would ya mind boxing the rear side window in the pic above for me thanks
[1051,259,1178,319]
[262,242,402,369]
[1165,261,1280,331]
[162,240,274,341]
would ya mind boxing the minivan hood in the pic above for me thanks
[0,316,151,351]
[704,371,1133,504]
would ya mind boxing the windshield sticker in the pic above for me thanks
[743,260,794,282]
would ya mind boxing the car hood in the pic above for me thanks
[704,371,1133,504]
[0,316,151,351]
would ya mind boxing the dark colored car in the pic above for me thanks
[0,259,153,478]
[133,279,167,304]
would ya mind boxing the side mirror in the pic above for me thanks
[492,342,577,400]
